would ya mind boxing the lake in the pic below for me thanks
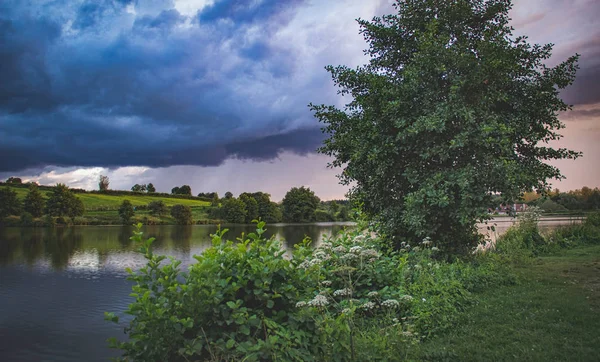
[0,218,581,361]
[0,223,353,362]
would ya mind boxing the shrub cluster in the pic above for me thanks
[107,220,519,361]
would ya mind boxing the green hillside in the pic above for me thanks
[0,185,210,210]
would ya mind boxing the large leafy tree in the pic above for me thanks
[170,204,193,225]
[0,187,22,218]
[45,184,85,218]
[310,0,580,250]
[239,193,259,223]
[24,183,45,217]
[221,198,247,224]
[281,187,320,223]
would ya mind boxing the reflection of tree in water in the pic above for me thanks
[170,226,193,254]
[0,228,22,265]
[44,228,84,270]
[21,229,45,266]
[118,226,135,248]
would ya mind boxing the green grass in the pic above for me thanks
[0,185,210,209]
[1,185,211,224]
[411,245,600,361]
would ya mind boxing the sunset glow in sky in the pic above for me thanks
[1,0,598,200]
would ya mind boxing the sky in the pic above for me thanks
[1,0,599,201]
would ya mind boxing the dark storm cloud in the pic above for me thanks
[0,0,329,172]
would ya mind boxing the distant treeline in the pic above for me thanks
[0,177,353,226]
[523,187,600,214]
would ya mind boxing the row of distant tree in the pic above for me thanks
[0,184,84,221]
[522,187,600,213]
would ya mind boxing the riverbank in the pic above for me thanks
[410,244,600,361]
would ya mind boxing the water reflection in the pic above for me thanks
[0,223,355,273]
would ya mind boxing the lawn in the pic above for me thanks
[411,245,600,361]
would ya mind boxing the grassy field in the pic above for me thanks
[1,185,212,224]
[0,185,210,209]
[411,245,600,361]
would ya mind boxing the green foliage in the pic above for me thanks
[148,200,168,217]
[172,185,192,196]
[314,210,335,222]
[131,184,147,192]
[240,193,259,223]
[98,175,109,191]
[45,184,84,218]
[0,187,22,218]
[146,183,156,193]
[311,0,580,251]
[538,199,568,213]
[118,200,135,224]
[220,198,247,223]
[108,219,534,361]
[6,177,22,184]
[23,183,45,217]
[170,204,193,225]
[282,187,320,223]
[224,191,233,199]
[107,222,318,361]
[20,212,34,226]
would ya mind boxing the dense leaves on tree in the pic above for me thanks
[132,184,147,192]
[220,198,247,223]
[146,183,156,193]
[281,186,320,223]
[45,184,85,218]
[99,175,110,191]
[197,192,218,199]
[170,204,193,225]
[119,200,135,224]
[239,193,259,223]
[311,0,580,250]
[148,200,168,217]
[24,183,45,217]
[224,191,233,199]
[5,177,22,184]
[172,185,192,196]
[0,187,22,218]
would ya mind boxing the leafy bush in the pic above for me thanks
[107,222,318,361]
[170,204,193,225]
[108,222,523,361]
[148,200,168,217]
[119,200,135,224]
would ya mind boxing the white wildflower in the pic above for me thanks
[412,246,421,252]
[313,250,327,259]
[341,308,351,314]
[400,295,413,302]
[319,242,332,249]
[340,253,359,262]
[307,294,329,307]
[349,246,363,254]
[381,299,400,308]
[320,280,332,287]
[360,249,379,258]
[295,301,307,308]
[422,298,426,302]
[431,247,439,252]
[367,291,379,298]
[333,288,352,297]
[422,237,432,246]
[359,301,376,311]
[333,246,346,253]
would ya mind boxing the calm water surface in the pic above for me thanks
[0,223,353,362]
